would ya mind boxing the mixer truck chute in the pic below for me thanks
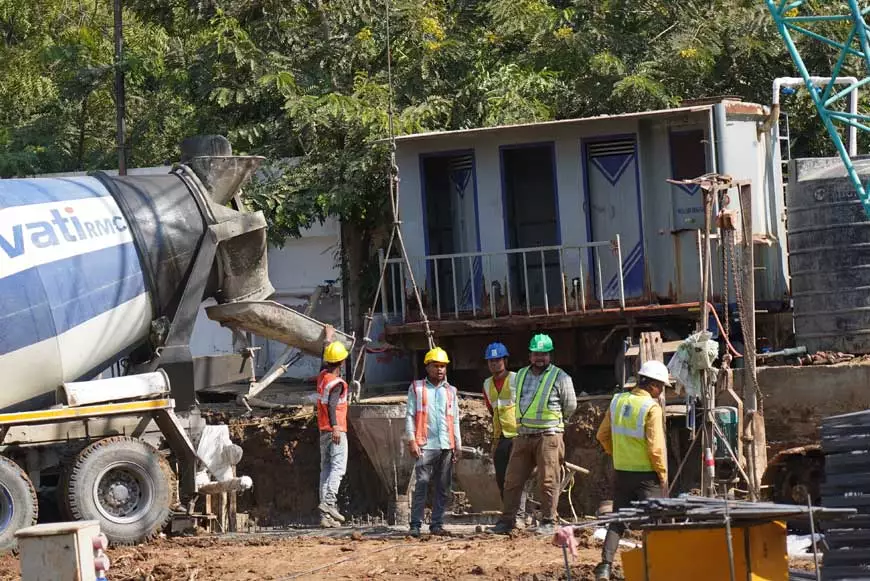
[0,139,294,549]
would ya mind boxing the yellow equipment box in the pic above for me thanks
[622,520,788,581]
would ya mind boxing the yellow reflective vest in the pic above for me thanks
[609,390,656,472]
[484,372,518,439]
[515,365,564,430]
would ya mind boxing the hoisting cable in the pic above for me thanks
[350,0,435,396]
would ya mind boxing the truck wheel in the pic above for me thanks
[65,437,174,545]
[0,456,37,551]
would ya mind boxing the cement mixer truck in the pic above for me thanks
[0,138,348,549]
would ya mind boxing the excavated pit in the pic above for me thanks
[202,395,613,526]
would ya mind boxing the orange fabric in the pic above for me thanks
[317,370,348,432]
[413,380,457,449]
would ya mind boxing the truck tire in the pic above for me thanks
[64,437,174,545]
[0,456,37,551]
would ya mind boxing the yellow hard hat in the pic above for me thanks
[324,341,349,364]
[424,347,450,365]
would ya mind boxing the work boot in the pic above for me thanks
[536,521,556,536]
[593,562,612,581]
[320,515,340,528]
[318,502,345,523]
[429,526,452,537]
[487,520,516,535]
[409,525,421,537]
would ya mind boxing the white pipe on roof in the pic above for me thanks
[772,76,858,156]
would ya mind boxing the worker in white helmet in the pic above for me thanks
[592,360,670,581]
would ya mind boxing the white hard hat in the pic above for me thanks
[638,360,671,386]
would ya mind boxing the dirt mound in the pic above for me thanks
[563,402,613,517]
[203,407,385,526]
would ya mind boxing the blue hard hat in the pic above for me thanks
[485,342,509,360]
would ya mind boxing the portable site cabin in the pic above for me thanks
[380,98,790,390]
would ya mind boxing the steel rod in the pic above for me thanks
[399,262,407,322]
[469,256,477,316]
[595,247,604,309]
[578,249,586,311]
[559,248,567,313]
[668,430,701,495]
[523,252,530,315]
[701,189,713,329]
[506,256,513,316]
[615,235,625,309]
[541,249,549,314]
[390,263,397,316]
[807,496,821,581]
[379,249,388,318]
[562,545,572,581]
[434,259,441,319]
[488,256,496,319]
[451,257,459,319]
[723,498,736,581]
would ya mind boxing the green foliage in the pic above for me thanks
[0,0,859,314]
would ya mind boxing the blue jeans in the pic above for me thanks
[319,431,348,506]
[410,449,454,528]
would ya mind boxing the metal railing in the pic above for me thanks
[379,236,627,322]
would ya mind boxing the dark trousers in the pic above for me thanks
[602,471,661,563]
[494,437,513,496]
[494,437,528,519]
[410,449,454,528]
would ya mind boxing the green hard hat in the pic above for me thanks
[529,333,554,353]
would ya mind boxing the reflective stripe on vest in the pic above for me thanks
[413,380,457,449]
[609,391,656,472]
[317,373,348,432]
[515,366,563,430]
[484,372,518,439]
[319,378,347,404]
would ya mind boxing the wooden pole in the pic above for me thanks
[113,0,127,175]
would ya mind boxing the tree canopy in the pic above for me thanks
[0,0,862,314]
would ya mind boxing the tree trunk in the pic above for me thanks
[341,219,368,342]
[77,96,89,170]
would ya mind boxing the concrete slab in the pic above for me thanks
[736,361,870,453]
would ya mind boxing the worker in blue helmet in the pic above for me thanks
[482,344,517,492]
[482,342,530,527]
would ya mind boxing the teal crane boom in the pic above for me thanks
[766,1,870,217]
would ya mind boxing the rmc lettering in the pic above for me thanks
[0,208,128,259]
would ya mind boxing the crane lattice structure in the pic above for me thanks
[766,1,870,217]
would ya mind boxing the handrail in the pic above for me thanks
[381,241,615,263]
[379,238,628,322]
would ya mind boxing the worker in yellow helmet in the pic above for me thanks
[317,336,350,528]
[405,346,461,537]
[593,360,670,580]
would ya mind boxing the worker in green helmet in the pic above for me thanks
[490,333,577,536]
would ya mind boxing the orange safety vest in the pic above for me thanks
[317,371,348,432]
[412,379,457,449]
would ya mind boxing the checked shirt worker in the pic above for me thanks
[491,333,577,537]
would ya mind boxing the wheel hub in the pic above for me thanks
[93,462,154,524]
[105,482,133,508]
